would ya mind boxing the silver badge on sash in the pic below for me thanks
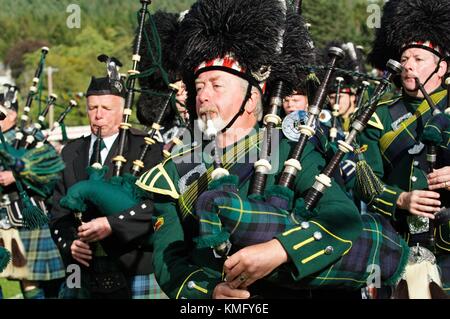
[408,142,425,155]
[281,110,312,142]
[391,112,413,131]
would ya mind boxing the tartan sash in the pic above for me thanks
[178,131,263,220]
[380,90,447,165]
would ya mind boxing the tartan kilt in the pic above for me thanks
[18,224,66,281]
[131,273,168,299]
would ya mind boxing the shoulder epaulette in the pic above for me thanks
[136,162,180,199]
[367,113,384,130]
[378,95,402,107]
[136,143,199,199]
[366,96,402,130]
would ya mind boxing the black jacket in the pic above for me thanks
[49,128,162,275]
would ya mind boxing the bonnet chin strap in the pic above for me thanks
[406,48,446,91]
[405,60,442,93]
[220,82,253,133]
[422,58,443,87]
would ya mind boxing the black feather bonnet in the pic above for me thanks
[369,0,450,70]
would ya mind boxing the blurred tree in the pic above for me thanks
[4,0,195,126]
[302,0,382,51]
[4,39,49,79]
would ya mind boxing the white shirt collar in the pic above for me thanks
[88,132,119,164]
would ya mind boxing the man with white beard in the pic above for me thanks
[135,0,363,299]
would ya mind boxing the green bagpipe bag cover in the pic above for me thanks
[194,175,409,289]
[0,142,65,228]
[60,168,146,215]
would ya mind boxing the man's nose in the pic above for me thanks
[197,87,210,104]
[402,59,414,71]
[95,108,104,119]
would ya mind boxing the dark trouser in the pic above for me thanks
[83,256,132,299]
[59,256,133,299]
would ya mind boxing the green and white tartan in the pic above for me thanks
[194,182,296,249]
[131,273,168,299]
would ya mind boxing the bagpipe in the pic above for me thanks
[415,77,450,254]
[131,82,178,176]
[194,46,345,254]
[329,76,344,142]
[191,58,413,291]
[0,50,69,230]
[58,1,182,232]
[303,60,402,209]
[0,49,77,150]
[35,98,78,148]
[324,42,371,142]
[353,80,370,118]
[59,124,144,218]
[12,47,48,149]
[112,1,152,178]
[22,93,57,149]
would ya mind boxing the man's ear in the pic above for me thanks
[437,59,448,78]
[244,88,260,114]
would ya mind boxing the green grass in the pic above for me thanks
[0,278,23,299]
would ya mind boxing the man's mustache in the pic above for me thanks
[198,105,219,116]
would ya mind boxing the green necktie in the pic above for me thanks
[90,139,106,165]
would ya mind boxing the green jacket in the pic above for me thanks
[357,88,448,239]
[138,128,361,298]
